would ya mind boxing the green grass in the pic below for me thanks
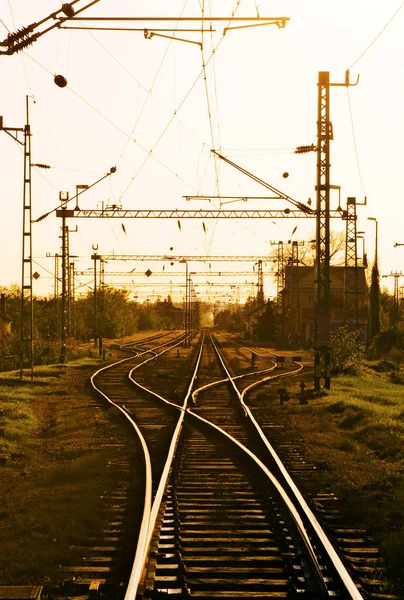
[255,363,404,593]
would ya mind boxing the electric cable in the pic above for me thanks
[82,24,212,166]
[119,0,244,201]
[201,1,221,202]
[115,0,191,168]
[22,50,197,193]
[349,1,404,68]
[347,88,367,194]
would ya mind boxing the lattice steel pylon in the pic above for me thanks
[289,241,301,340]
[256,260,265,305]
[20,97,33,379]
[314,70,359,390]
[344,197,359,328]
[59,198,70,362]
[0,99,34,378]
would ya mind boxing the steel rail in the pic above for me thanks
[191,362,277,405]
[90,357,153,600]
[89,331,186,600]
[125,332,330,598]
[124,331,205,599]
[213,333,365,600]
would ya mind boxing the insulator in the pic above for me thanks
[54,74,68,88]
[7,24,35,44]
[32,163,51,169]
[295,144,316,154]
[62,3,75,17]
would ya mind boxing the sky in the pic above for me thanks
[1,0,404,303]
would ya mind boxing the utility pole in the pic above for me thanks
[314,70,359,391]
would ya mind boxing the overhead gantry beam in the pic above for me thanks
[56,208,346,219]
[94,255,271,262]
[75,270,268,277]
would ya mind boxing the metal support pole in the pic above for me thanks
[314,69,359,390]
[344,197,359,329]
[20,96,34,379]
[69,261,76,340]
[99,259,104,355]
[314,71,331,390]
[54,253,60,299]
[60,201,69,362]
[290,241,301,341]
[92,244,99,348]
[186,262,189,346]
[256,259,264,305]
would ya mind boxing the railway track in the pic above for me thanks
[46,328,395,600]
[109,330,364,599]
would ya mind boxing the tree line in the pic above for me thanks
[0,286,184,370]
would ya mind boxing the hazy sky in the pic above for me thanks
[1,0,403,301]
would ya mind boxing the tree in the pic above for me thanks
[256,300,278,342]
[214,308,245,332]
[268,230,345,272]
[369,261,381,339]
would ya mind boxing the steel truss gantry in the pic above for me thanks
[56,208,345,220]
[75,270,269,277]
[92,255,273,262]
[106,281,254,288]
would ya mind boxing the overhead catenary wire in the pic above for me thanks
[201,1,221,201]
[347,88,366,195]
[348,1,404,69]
[115,0,191,168]
[21,50,198,194]
[119,0,245,202]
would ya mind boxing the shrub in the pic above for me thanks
[370,329,404,358]
[330,327,364,373]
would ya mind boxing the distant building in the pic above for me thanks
[243,303,266,338]
[0,294,12,334]
[283,265,368,345]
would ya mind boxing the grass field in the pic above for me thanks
[264,362,404,590]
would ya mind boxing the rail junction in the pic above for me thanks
[20,328,389,600]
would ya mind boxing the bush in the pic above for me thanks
[330,327,364,373]
[370,329,404,358]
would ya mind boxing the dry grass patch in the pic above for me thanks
[0,354,140,586]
